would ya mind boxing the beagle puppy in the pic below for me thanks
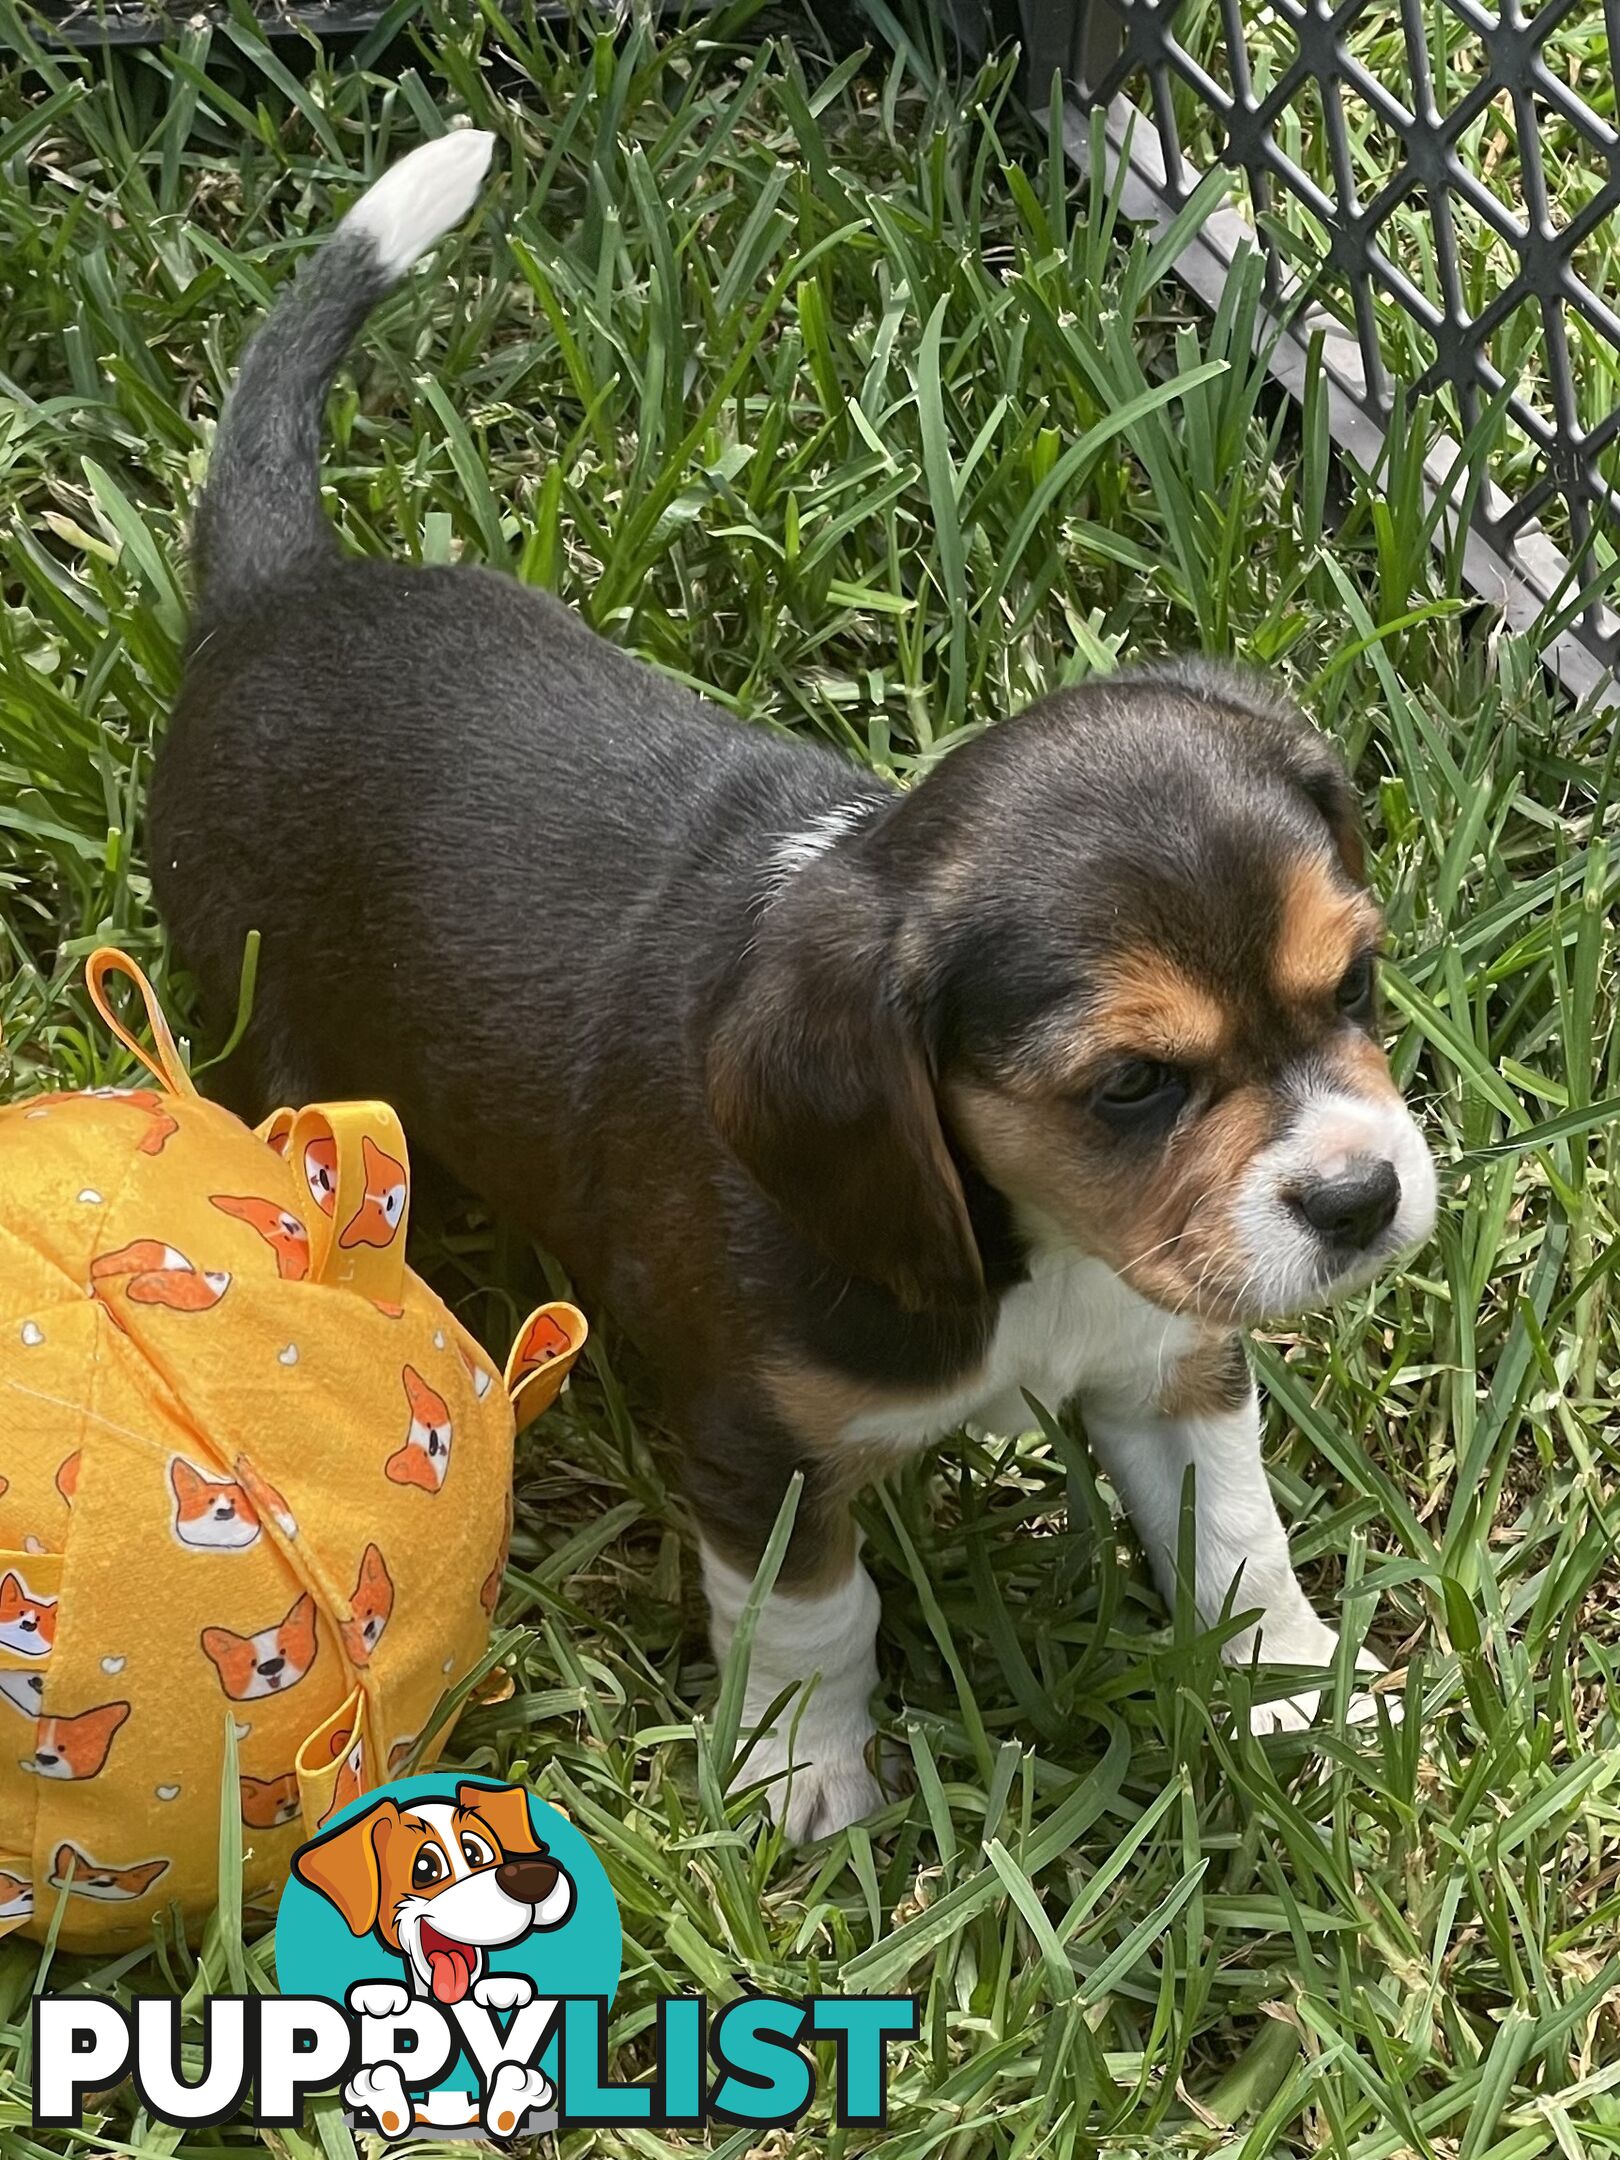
[151,137,1438,1842]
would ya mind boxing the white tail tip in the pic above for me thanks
[342,129,495,278]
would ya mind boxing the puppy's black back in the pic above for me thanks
[154,556,874,1310]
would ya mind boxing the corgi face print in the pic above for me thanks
[241,1772,301,1829]
[340,1544,395,1665]
[170,1457,261,1550]
[339,1135,408,1252]
[128,1090,180,1156]
[55,1451,80,1505]
[90,1239,186,1283]
[305,1135,339,1214]
[90,1240,230,1313]
[0,1871,32,1919]
[514,1311,574,1368]
[50,1842,170,1902]
[0,1671,44,1717]
[387,1367,453,1492]
[458,1346,494,1400]
[129,1267,231,1312]
[210,1194,311,1280]
[0,1573,57,1657]
[26,1701,130,1780]
[88,1086,178,1155]
[201,1592,319,1701]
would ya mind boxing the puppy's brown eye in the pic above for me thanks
[411,1847,446,1888]
[1091,1060,1189,1129]
[1336,953,1376,1019]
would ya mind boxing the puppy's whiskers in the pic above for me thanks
[1119,1206,1210,1285]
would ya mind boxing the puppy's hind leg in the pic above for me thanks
[686,1400,885,1841]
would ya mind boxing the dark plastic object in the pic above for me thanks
[33,0,608,44]
[1023,0,1619,680]
[37,0,390,39]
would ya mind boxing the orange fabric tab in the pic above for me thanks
[294,1685,369,1840]
[85,950,197,1098]
[256,1107,296,1157]
[505,1303,588,1432]
[286,1104,411,1307]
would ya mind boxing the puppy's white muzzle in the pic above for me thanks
[1236,1089,1436,1317]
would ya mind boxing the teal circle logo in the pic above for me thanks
[276,1775,620,2138]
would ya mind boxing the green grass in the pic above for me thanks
[3,3,1620,2155]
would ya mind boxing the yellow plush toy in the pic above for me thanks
[0,950,585,1951]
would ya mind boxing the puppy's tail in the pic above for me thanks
[192,129,495,613]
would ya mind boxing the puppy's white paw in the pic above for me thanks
[1346,1678,1402,1726]
[1248,1649,1398,1735]
[746,1714,886,1842]
[347,1979,411,2019]
[345,2062,413,2139]
[484,2060,553,2136]
[1249,1687,1321,1734]
[473,1972,535,2012]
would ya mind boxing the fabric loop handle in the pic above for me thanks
[294,1684,370,1842]
[286,1102,412,1309]
[85,948,197,1098]
[505,1303,588,1432]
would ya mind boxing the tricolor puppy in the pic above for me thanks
[152,136,1438,1841]
[292,1781,574,2005]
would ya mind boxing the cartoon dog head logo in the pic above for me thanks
[276,1772,619,2141]
[291,1780,575,2006]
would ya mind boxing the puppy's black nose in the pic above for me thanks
[1291,1156,1400,1250]
[496,1856,560,1903]
[258,1656,285,1679]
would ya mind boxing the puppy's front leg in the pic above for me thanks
[689,1412,883,1839]
[700,1532,883,1839]
[1079,1344,1387,1731]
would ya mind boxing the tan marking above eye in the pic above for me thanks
[1042,947,1230,1080]
[1274,855,1383,1004]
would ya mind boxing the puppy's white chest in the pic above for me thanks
[845,1248,1198,1452]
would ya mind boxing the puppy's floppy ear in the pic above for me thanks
[706,865,983,1311]
[292,1798,396,1933]
[457,1780,541,1858]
